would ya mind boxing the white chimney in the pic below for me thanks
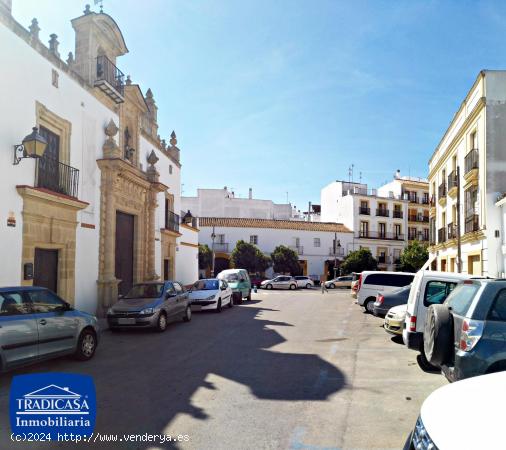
[248,188,252,199]
[395,169,401,179]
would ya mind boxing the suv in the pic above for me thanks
[294,276,314,289]
[424,279,506,382]
[0,287,99,371]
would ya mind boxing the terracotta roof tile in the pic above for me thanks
[198,217,352,233]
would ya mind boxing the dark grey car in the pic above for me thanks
[107,281,192,332]
[373,284,411,317]
[0,286,99,372]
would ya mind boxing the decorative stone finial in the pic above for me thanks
[170,131,177,146]
[48,34,59,58]
[126,75,132,85]
[146,150,160,182]
[146,88,153,100]
[66,52,74,65]
[103,119,121,158]
[83,4,91,15]
[161,139,167,150]
[147,150,159,166]
[29,18,40,41]
[105,119,119,138]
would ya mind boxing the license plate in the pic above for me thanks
[118,318,135,325]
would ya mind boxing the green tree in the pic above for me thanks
[340,248,378,274]
[231,240,271,273]
[399,240,429,272]
[271,245,301,275]
[198,244,213,271]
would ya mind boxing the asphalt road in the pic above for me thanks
[0,289,446,450]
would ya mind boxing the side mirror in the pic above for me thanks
[220,285,226,291]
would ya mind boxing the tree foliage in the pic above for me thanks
[340,248,378,274]
[271,245,301,275]
[231,240,271,273]
[198,244,213,270]
[399,240,429,272]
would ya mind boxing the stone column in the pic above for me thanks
[146,150,160,281]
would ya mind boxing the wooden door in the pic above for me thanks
[115,211,134,296]
[34,248,58,293]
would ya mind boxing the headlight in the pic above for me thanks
[140,307,154,315]
[412,416,437,450]
[205,295,215,301]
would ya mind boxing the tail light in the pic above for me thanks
[459,319,484,351]
[409,315,417,332]
[357,274,362,291]
[377,294,384,305]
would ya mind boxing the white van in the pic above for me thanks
[357,271,415,312]
[402,270,469,367]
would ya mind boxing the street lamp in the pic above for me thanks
[211,225,216,277]
[13,127,48,165]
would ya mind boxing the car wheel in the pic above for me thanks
[216,299,222,313]
[156,311,168,332]
[228,296,234,308]
[424,304,453,367]
[418,348,439,372]
[74,328,97,361]
[329,283,335,289]
[305,283,312,289]
[266,284,273,290]
[364,298,375,313]
[183,305,192,322]
[289,284,296,290]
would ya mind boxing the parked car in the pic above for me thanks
[250,274,267,288]
[383,304,407,336]
[423,279,506,382]
[357,271,415,313]
[189,278,233,312]
[402,270,469,369]
[373,284,411,317]
[260,276,297,290]
[107,281,191,332]
[0,286,99,371]
[294,276,314,289]
[217,269,251,303]
[325,275,353,289]
[405,372,506,450]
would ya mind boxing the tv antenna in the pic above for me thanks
[94,0,104,13]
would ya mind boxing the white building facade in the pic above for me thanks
[321,180,409,270]
[0,2,197,315]
[198,218,353,280]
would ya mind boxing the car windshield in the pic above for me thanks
[221,274,239,282]
[193,280,219,291]
[124,284,164,299]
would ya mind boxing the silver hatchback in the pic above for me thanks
[0,286,100,372]
[107,281,192,331]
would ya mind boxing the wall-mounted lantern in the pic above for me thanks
[13,127,47,165]
[182,210,194,225]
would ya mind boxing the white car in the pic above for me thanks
[407,372,506,449]
[294,276,314,289]
[188,278,233,312]
[261,276,297,290]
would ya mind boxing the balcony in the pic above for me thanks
[447,222,457,240]
[35,156,79,198]
[448,171,458,197]
[289,245,304,255]
[421,197,430,205]
[359,207,370,215]
[408,215,430,223]
[94,55,125,103]
[376,208,389,217]
[465,214,479,234]
[329,247,345,257]
[165,210,180,233]
[357,231,404,241]
[377,255,389,264]
[408,195,419,204]
[438,227,446,244]
[213,242,229,253]
[438,182,446,201]
[392,210,403,219]
[464,149,479,176]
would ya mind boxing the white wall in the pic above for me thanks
[176,226,199,285]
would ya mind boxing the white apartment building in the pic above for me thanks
[182,187,293,220]
[198,218,353,280]
[321,180,409,270]
[428,70,506,277]
[0,2,198,315]
[378,171,430,244]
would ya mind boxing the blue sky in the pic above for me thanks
[12,0,506,210]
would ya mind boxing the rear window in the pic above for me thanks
[423,281,457,307]
[364,273,414,288]
[445,283,480,316]
[488,290,506,321]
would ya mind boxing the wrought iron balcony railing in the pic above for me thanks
[465,149,479,174]
[448,171,458,190]
[359,207,370,215]
[357,231,404,240]
[392,210,403,219]
[329,247,345,256]
[95,55,125,103]
[376,208,389,217]
[465,214,479,233]
[438,182,447,200]
[438,227,446,243]
[165,210,180,233]
[35,156,79,198]
[447,223,457,240]
[213,243,229,253]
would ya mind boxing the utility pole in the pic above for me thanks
[456,166,462,273]
[211,225,216,277]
